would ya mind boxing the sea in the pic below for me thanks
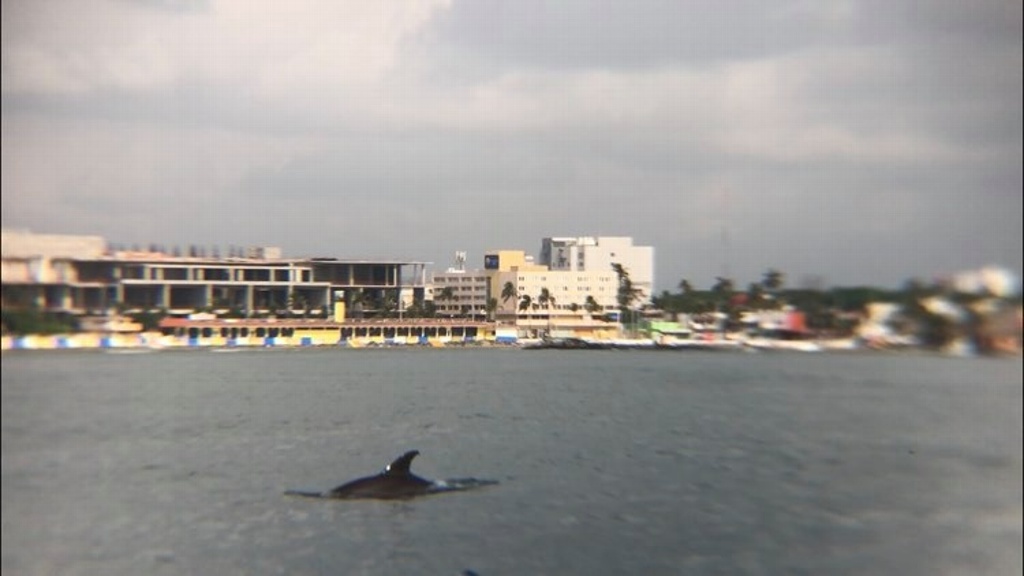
[2,347,1021,576]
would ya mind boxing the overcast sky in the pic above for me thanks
[3,0,1021,290]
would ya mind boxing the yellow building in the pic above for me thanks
[483,249,619,338]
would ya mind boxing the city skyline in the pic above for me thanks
[3,1,1021,291]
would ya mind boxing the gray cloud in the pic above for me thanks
[2,0,1020,290]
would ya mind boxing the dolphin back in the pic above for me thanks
[286,450,496,501]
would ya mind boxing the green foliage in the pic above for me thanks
[1,308,79,335]
[423,301,438,317]
[828,286,900,311]
[538,287,554,309]
[220,307,247,319]
[762,269,784,292]
[437,286,455,302]
[501,282,517,304]
[611,263,642,312]
[519,294,532,312]
[404,300,425,318]
[900,299,957,348]
[127,309,168,331]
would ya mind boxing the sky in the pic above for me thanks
[2,0,1021,291]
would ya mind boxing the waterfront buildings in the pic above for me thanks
[1,230,429,318]
[431,252,490,319]
[539,236,654,304]
[483,248,621,338]
[3,229,649,342]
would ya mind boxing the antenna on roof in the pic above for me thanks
[718,186,732,280]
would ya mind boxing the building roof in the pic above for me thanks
[81,253,430,266]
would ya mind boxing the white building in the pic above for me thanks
[492,268,619,317]
[539,236,654,304]
[431,270,490,318]
[490,267,621,338]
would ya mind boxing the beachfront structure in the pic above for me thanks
[491,267,621,339]
[491,268,619,317]
[1,230,429,318]
[431,269,490,319]
[539,236,654,304]
[483,249,621,338]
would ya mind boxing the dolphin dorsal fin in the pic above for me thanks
[383,450,420,476]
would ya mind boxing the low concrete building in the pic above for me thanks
[2,230,429,319]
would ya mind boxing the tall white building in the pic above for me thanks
[430,252,490,318]
[539,236,654,304]
[431,270,490,318]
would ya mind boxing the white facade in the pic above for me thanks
[492,269,619,317]
[431,270,490,318]
[540,236,654,304]
[1,230,106,284]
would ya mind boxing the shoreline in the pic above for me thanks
[2,331,1015,357]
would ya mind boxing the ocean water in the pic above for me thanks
[2,348,1021,575]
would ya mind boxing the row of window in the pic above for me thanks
[516,276,612,283]
[171,326,298,339]
[434,276,487,283]
[123,266,314,283]
[516,285,609,292]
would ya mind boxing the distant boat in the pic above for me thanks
[743,338,823,353]
[522,337,609,350]
[655,339,744,351]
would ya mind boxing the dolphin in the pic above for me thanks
[285,450,497,501]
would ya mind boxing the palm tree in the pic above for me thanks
[379,291,398,318]
[288,292,306,317]
[612,263,641,331]
[437,286,455,316]
[501,281,517,304]
[585,295,601,316]
[518,295,534,337]
[538,287,552,310]
[762,268,785,309]
[500,281,517,318]
[711,276,734,297]
[747,282,765,309]
[711,277,736,332]
[518,294,532,318]
[762,269,784,293]
[538,287,556,336]
[679,279,694,295]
